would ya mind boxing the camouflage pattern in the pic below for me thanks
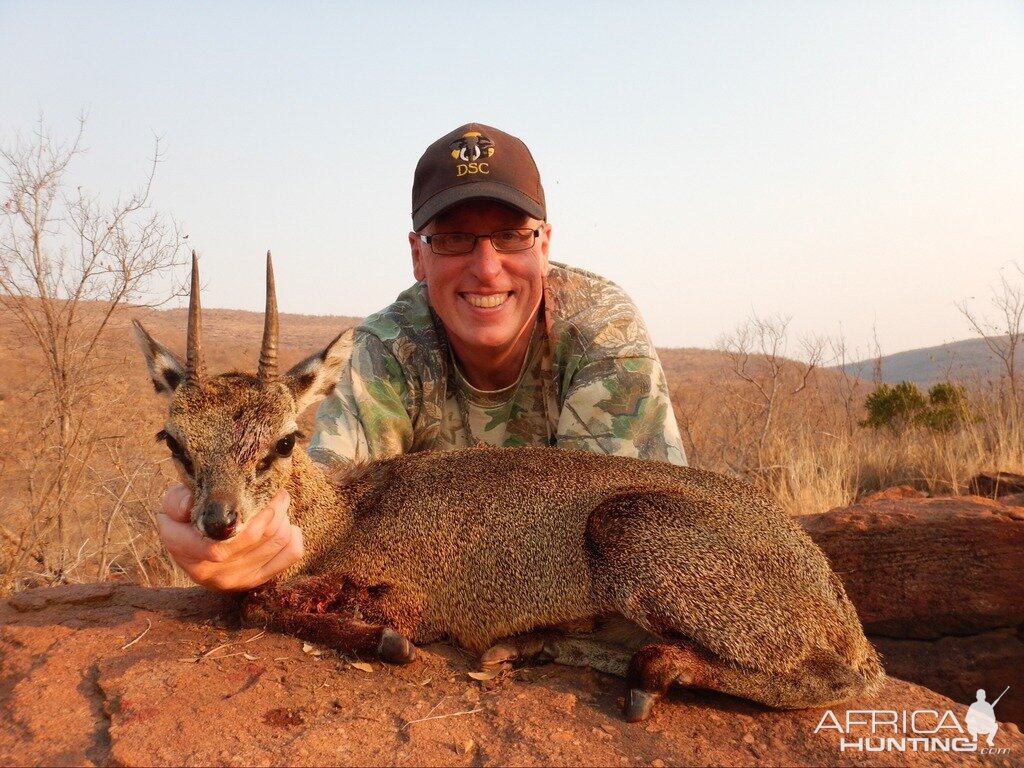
[309,263,686,466]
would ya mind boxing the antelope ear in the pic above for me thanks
[133,320,186,398]
[284,328,355,414]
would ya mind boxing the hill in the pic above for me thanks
[835,335,1022,388]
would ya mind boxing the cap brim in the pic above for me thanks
[413,181,545,231]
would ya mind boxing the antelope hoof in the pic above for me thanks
[378,628,416,664]
[623,688,658,723]
[480,636,550,669]
[480,642,522,669]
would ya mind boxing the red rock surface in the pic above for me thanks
[969,472,1024,498]
[800,496,1024,731]
[801,497,1024,639]
[858,485,926,504]
[873,629,1024,730]
[3,583,1021,767]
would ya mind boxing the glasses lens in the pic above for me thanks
[430,233,475,255]
[490,229,535,252]
[428,229,536,255]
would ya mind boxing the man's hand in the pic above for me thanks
[158,485,304,592]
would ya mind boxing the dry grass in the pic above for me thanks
[1,301,1020,592]
[672,367,1024,516]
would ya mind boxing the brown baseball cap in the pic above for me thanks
[411,123,546,231]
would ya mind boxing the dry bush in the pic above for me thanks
[0,117,184,593]
[0,309,182,592]
[671,310,1024,516]
[675,391,1024,517]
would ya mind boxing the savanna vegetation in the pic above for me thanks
[2,120,1021,594]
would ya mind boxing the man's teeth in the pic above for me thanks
[465,293,508,308]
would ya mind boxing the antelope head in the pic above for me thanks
[134,252,353,540]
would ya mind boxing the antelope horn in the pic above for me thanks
[257,250,279,381]
[185,251,205,385]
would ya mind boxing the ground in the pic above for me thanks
[1,584,1020,767]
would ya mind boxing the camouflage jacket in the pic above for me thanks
[309,262,687,466]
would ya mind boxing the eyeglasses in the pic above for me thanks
[418,228,541,256]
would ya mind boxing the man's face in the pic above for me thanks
[409,200,551,369]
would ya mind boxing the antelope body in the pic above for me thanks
[134,254,884,721]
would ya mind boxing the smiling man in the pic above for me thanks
[159,124,686,590]
[308,124,687,467]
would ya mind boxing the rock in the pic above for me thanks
[4,583,1019,766]
[801,496,1024,729]
[802,497,1024,638]
[859,485,926,503]
[1000,492,1024,507]
[969,471,1024,498]
[874,628,1024,729]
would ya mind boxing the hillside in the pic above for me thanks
[835,335,1023,388]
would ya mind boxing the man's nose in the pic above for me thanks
[468,237,504,280]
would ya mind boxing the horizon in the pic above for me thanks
[2,1,1022,360]
[139,300,1021,372]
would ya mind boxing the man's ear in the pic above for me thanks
[409,231,427,282]
[133,320,186,398]
[538,221,551,274]
[283,327,356,414]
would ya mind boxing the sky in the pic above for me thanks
[2,1,1022,360]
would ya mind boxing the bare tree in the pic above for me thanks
[819,334,870,439]
[716,313,824,473]
[956,264,1024,436]
[0,116,184,590]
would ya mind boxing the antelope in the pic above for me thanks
[133,253,884,722]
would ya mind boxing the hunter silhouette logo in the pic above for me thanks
[966,687,1009,747]
[449,132,495,162]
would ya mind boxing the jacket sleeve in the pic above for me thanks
[554,353,687,465]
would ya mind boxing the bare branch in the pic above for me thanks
[1,115,184,583]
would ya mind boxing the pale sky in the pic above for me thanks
[2,1,1022,359]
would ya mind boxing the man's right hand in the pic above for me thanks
[158,485,304,592]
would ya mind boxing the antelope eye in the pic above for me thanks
[257,433,298,473]
[157,430,193,475]
[275,434,296,457]
[157,430,183,457]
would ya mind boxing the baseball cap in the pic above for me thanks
[411,123,546,231]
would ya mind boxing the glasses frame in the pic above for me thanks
[418,228,542,256]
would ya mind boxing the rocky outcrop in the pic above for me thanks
[969,471,1024,498]
[858,485,926,504]
[801,496,1024,729]
[999,492,1024,507]
[2,583,1019,767]
[801,496,1024,638]
[872,628,1023,728]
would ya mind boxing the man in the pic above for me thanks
[160,124,686,590]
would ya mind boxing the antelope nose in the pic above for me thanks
[203,501,238,540]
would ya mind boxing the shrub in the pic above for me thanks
[862,381,972,432]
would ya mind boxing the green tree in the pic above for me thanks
[920,382,972,431]
[861,381,927,430]
[862,380,972,431]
